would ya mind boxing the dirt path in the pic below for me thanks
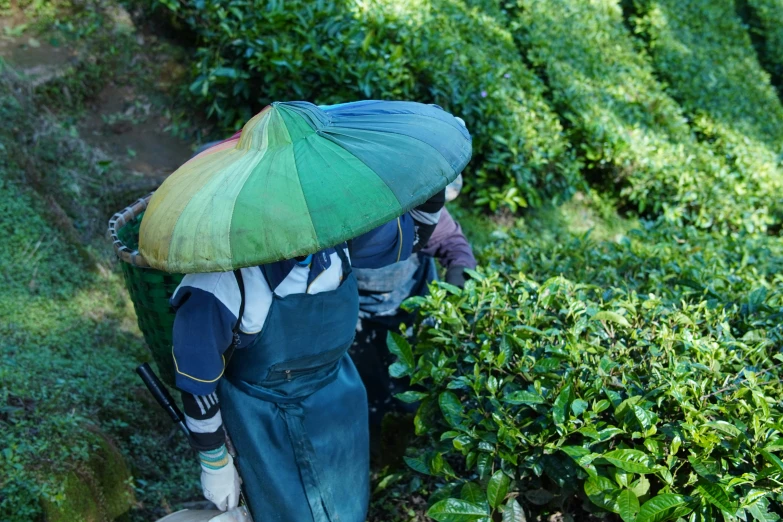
[0,10,196,184]
[79,83,194,178]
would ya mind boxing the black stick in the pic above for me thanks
[135,363,251,514]
[136,363,190,440]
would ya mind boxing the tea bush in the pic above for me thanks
[419,0,581,209]
[148,0,581,208]
[631,0,783,145]
[500,0,778,233]
[630,0,783,226]
[393,224,783,521]
[744,0,783,92]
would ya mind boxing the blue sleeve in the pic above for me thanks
[350,214,414,269]
[171,288,235,395]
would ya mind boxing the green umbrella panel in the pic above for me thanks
[139,100,472,273]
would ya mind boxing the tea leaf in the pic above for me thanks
[461,482,485,504]
[395,391,427,403]
[637,494,690,522]
[593,311,631,328]
[585,475,621,513]
[618,489,640,522]
[439,392,464,429]
[427,499,489,522]
[552,383,573,426]
[696,481,736,513]
[404,456,431,475]
[388,331,414,369]
[760,450,783,476]
[601,449,657,474]
[487,470,511,508]
[502,499,527,522]
[505,391,546,405]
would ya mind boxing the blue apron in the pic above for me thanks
[218,248,369,522]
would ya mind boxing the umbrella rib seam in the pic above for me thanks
[316,132,406,214]
[225,143,270,271]
[321,106,470,166]
[166,188,193,272]
[291,140,328,254]
[298,134,405,250]
[321,127,469,172]
[318,130,463,213]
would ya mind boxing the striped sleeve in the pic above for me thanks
[181,391,226,451]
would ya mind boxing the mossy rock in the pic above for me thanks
[42,472,103,522]
[41,433,135,522]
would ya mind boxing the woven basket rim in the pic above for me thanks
[108,193,152,268]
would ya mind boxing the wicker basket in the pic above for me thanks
[109,194,183,386]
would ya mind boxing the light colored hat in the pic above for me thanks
[155,506,251,522]
[445,174,463,203]
[445,116,467,203]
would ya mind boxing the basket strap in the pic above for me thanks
[224,269,246,368]
[232,269,246,336]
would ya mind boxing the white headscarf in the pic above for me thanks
[446,116,467,203]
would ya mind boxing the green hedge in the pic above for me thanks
[745,0,783,91]
[420,0,581,209]
[151,0,580,209]
[393,223,783,521]
[632,0,783,144]
[631,0,783,228]
[498,0,777,232]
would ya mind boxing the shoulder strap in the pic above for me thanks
[334,243,352,276]
[259,263,273,290]
[223,269,246,365]
[232,269,246,340]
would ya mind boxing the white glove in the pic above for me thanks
[200,451,241,511]
[209,506,253,522]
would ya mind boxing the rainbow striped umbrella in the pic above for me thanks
[139,101,471,273]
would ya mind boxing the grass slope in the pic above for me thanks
[0,6,202,516]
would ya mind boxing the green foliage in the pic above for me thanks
[149,0,580,209]
[394,222,783,520]
[633,0,783,144]
[12,0,68,20]
[506,0,779,232]
[9,1,783,520]
[744,0,783,92]
[634,0,783,143]
[423,0,581,209]
[147,0,783,224]
[630,0,783,227]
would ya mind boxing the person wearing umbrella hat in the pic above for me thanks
[350,173,477,429]
[138,101,471,521]
[193,122,476,432]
